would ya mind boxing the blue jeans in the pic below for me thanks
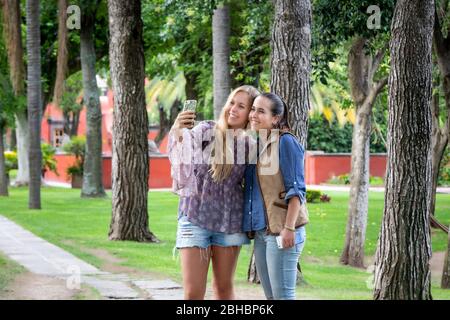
[254,227,306,300]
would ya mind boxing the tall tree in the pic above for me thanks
[108,0,158,242]
[430,1,450,221]
[53,0,68,105]
[212,3,231,120]
[80,0,105,198]
[26,0,41,209]
[341,38,388,268]
[250,0,311,283]
[270,0,311,147]
[373,0,434,300]
[312,0,394,268]
[0,110,7,196]
[1,0,29,187]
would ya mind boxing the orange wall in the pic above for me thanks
[46,154,172,189]
[46,153,387,188]
[304,153,387,184]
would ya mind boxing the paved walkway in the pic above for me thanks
[0,215,184,300]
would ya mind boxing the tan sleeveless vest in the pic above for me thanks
[255,131,309,235]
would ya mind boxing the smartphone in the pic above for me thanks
[183,100,197,112]
[276,231,304,249]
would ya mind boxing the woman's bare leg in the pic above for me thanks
[180,247,211,300]
[211,246,241,300]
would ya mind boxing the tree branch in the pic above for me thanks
[370,42,389,79]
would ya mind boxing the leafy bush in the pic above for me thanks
[62,136,86,178]
[438,147,450,186]
[327,174,350,185]
[306,189,322,203]
[320,194,331,202]
[4,151,17,174]
[41,143,58,176]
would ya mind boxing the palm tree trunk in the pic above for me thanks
[0,123,8,196]
[373,0,434,300]
[1,0,29,186]
[212,4,231,120]
[26,0,42,209]
[80,2,105,198]
[108,0,158,242]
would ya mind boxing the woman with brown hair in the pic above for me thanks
[243,92,308,300]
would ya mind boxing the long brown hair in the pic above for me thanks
[209,85,260,182]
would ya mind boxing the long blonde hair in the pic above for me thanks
[209,85,260,182]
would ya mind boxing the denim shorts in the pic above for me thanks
[176,215,250,249]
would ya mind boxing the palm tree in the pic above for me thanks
[212,4,231,120]
[26,0,41,209]
[1,0,29,187]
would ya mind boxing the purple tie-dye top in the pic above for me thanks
[168,120,248,234]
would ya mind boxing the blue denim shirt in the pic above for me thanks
[242,134,306,233]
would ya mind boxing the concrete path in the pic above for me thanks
[0,215,183,300]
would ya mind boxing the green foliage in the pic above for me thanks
[307,117,354,153]
[142,0,272,119]
[438,147,450,186]
[4,151,17,175]
[59,72,84,114]
[41,143,58,176]
[312,0,394,83]
[62,136,86,177]
[306,189,322,203]
[327,174,385,186]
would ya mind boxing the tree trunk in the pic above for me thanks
[53,0,68,105]
[341,38,388,268]
[373,0,434,300]
[26,0,42,209]
[80,3,105,198]
[261,0,311,282]
[0,123,8,196]
[431,11,450,220]
[108,0,158,242]
[430,77,448,219]
[247,246,260,284]
[1,0,29,186]
[270,0,311,147]
[442,228,450,288]
[14,111,29,186]
[63,109,81,138]
[155,100,179,147]
[9,128,16,150]
[212,4,231,120]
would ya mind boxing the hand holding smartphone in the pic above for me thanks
[183,100,197,112]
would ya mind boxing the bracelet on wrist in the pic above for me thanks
[284,225,295,232]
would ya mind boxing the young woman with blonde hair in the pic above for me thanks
[168,85,260,300]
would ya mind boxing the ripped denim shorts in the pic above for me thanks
[176,215,250,249]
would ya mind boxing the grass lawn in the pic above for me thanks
[0,186,449,300]
[0,252,24,295]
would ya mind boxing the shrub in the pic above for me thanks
[320,194,331,202]
[62,136,86,178]
[306,189,322,203]
[41,143,58,176]
[4,151,17,174]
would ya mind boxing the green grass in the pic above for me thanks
[0,187,449,299]
[0,252,25,295]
